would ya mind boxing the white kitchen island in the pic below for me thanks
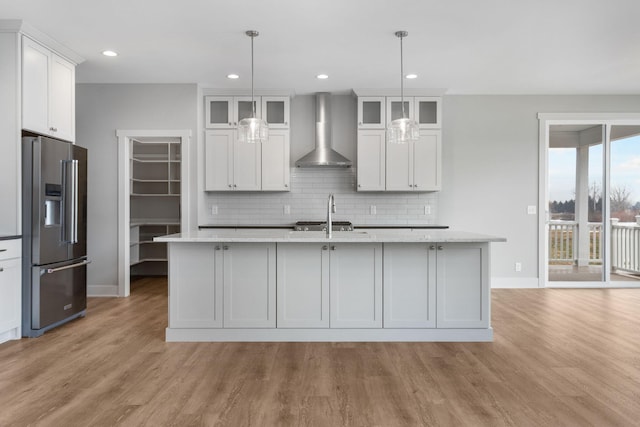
[156,229,505,342]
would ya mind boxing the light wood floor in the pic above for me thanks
[1,278,639,426]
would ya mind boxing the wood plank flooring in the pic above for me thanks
[1,278,639,426]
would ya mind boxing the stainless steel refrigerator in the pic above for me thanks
[22,135,89,337]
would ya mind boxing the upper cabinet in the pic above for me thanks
[354,90,443,192]
[204,93,291,192]
[22,36,76,142]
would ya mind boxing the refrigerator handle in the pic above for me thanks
[45,259,91,274]
[61,159,68,244]
[71,159,79,244]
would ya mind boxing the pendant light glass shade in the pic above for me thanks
[388,31,419,144]
[238,30,268,144]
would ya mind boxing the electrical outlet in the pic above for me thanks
[515,262,522,272]
[284,205,290,215]
[210,205,218,215]
[424,205,431,215]
[527,206,537,215]
[370,205,376,215]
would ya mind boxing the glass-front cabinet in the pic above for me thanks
[386,97,415,122]
[205,96,262,128]
[262,96,290,128]
[415,97,441,129]
[357,97,386,129]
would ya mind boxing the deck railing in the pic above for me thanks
[549,220,640,274]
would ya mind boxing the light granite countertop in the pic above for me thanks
[155,229,506,243]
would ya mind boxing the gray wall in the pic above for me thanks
[440,95,640,280]
[76,84,197,292]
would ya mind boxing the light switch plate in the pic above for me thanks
[424,205,431,215]
[211,205,218,215]
[527,206,537,215]
[284,205,291,215]
[370,205,376,215]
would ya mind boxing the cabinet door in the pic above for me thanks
[168,243,222,328]
[204,96,234,128]
[235,96,261,123]
[357,130,386,191]
[204,130,234,191]
[385,138,413,191]
[413,131,441,191]
[357,97,386,129]
[277,243,329,328]
[436,243,490,328]
[415,97,441,129]
[50,54,75,142]
[261,129,290,191]
[330,243,382,328]
[233,138,262,190]
[223,243,276,328]
[0,257,21,335]
[386,97,415,122]
[383,244,436,328]
[262,96,290,129]
[22,37,50,136]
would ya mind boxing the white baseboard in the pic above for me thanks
[88,284,119,297]
[491,277,540,288]
[0,327,21,344]
[165,327,494,342]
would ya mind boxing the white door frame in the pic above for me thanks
[538,113,640,288]
[117,129,191,297]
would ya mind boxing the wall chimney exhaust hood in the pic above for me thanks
[295,92,352,168]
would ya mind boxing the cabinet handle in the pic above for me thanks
[49,127,58,132]
[322,245,328,250]
[438,245,444,250]
[429,245,435,250]
[0,249,6,253]
[223,245,229,250]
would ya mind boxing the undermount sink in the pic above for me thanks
[287,230,371,238]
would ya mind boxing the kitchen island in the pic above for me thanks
[156,229,505,342]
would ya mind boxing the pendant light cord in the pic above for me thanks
[400,34,405,119]
[251,33,256,118]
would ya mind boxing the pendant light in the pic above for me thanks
[238,30,268,143]
[387,31,419,144]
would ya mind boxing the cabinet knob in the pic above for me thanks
[0,268,4,272]
[233,184,237,187]
[215,246,221,250]
[49,127,57,132]
[438,245,444,250]
[358,122,363,125]
[228,184,232,188]
[223,245,229,250]
[429,245,436,250]
[285,122,288,125]
[414,184,418,187]
[331,246,336,250]
[284,184,288,187]
[358,184,361,187]
[322,245,328,250]
[228,122,232,126]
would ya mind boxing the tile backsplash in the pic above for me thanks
[201,168,438,225]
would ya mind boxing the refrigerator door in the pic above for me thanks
[68,145,87,260]
[31,258,88,330]
[31,136,71,265]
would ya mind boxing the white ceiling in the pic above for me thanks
[2,0,640,95]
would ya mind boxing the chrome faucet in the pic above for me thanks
[327,193,336,238]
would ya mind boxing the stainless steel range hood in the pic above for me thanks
[295,93,352,168]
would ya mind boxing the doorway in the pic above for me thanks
[539,114,640,287]
[117,130,191,297]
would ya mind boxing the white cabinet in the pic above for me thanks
[356,130,386,191]
[277,243,382,328]
[22,36,75,142]
[355,92,442,192]
[262,129,290,191]
[383,243,436,328]
[357,97,386,129]
[204,95,290,192]
[204,96,261,129]
[168,243,222,328]
[168,242,275,329]
[436,243,489,329]
[204,130,261,191]
[276,243,329,328]
[330,243,383,328]
[0,238,21,342]
[222,243,276,328]
[386,130,441,191]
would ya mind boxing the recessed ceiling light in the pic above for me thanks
[227,74,239,79]
[316,74,329,80]
[102,50,118,57]
[405,74,418,79]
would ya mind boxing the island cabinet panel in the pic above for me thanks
[168,243,222,328]
[330,243,383,328]
[383,244,436,328]
[436,243,489,328]
[276,244,329,328]
[223,243,276,328]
